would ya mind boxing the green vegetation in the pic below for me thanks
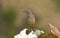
[3,7,16,38]
[3,8,16,24]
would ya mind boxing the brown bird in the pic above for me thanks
[24,10,35,34]
[27,10,35,29]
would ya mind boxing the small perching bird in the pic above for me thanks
[23,9,35,29]
[27,10,35,29]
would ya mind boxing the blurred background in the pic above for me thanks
[0,0,60,38]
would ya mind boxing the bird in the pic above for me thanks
[27,10,35,29]
[23,9,35,29]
